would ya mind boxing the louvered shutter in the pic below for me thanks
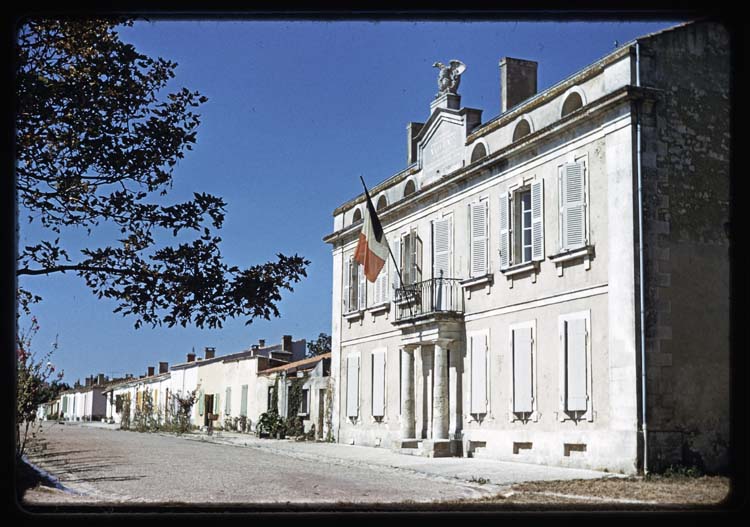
[531,180,544,261]
[470,201,488,276]
[499,192,510,269]
[343,257,351,313]
[225,387,232,415]
[346,355,360,417]
[214,393,220,415]
[562,162,586,250]
[432,217,452,279]
[565,319,588,412]
[392,235,401,297]
[375,263,388,304]
[512,328,533,413]
[198,391,204,415]
[402,233,412,285]
[240,385,248,417]
[372,352,386,417]
[470,334,488,414]
[413,233,423,283]
[358,263,366,310]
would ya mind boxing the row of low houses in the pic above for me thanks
[42,336,332,440]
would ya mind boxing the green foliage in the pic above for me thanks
[324,377,334,442]
[306,333,331,357]
[284,415,304,437]
[120,394,131,430]
[164,390,196,434]
[661,464,704,479]
[256,411,284,438]
[16,316,63,457]
[132,388,160,432]
[15,18,309,329]
[287,377,304,418]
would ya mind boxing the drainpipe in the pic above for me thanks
[635,41,649,475]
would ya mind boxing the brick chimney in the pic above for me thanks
[258,339,265,348]
[282,335,293,353]
[204,347,215,359]
[147,366,155,377]
[97,373,105,385]
[74,380,81,389]
[406,122,424,165]
[159,362,169,374]
[500,57,538,113]
[187,353,196,363]
[85,377,91,387]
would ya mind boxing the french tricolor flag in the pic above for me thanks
[354,183,390,283]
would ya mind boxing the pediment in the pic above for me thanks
[417,110,466,186]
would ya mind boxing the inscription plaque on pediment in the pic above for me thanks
[420,118,464,185]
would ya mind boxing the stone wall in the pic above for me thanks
[639,21,730,473]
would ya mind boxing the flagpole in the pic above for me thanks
[358,175,414,318]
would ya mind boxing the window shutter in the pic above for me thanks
[432,217,452,279]
[225,387,232,415]
[240,385,248,417]
[343,257,351,313]
[531,180,544,261]
[562,162,586,250]
[372,352,386,417]
[347,355,360,417]
[198,391,204,415]
[470,201,488,276]
[214,393,220,415]
[565,319,588,412]
[470,334,488,414]
[392,235,401,296]
[375,262,388,304]
[402,233,413,285]
[499,192,510,269]
[512,328,533,413]
[413,232,423,283]
[358,263,366,310]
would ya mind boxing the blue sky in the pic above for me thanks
[17,19,682,385]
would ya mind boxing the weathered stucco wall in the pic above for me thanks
[638,21,730,473]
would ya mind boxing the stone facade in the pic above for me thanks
[324,21,729,474]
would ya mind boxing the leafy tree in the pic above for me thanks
[16,316,63,457]
[306,333,331,357]
[15,18,309,329]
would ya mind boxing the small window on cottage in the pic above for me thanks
[299,388,309,415]
[470,143,487,163]
[352,208,362,224]
[561,92,583,117]
[403,179,416,198]
[512,119,531,142]
[267,386,274,412]
[376,194,388,211]
[115,395,123,413]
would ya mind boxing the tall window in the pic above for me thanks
[343,256,365,313]
[401,230,423,285]
[469,200,489,277]
[500,180,544,269]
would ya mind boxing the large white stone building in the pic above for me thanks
[324,21,729,474]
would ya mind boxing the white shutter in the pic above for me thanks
[531,180,544,261]
[432,217,452,279]
[343,257,351,313]
[565,319,588,412]
[512,328,533,413]
[499,192,510,269]
[402,233,413,285]
[414,233,423,283]
[470,334,488,414]
[470,201,488,276]
[347,355,360,417]
[358,263,366,310]
[225,387,232,415]
[372,352,386,417]
[563,162,586,250]
[392,235,401,296]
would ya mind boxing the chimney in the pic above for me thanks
[74,380,80,389]
[406,122,424,165]
[258,339,266,348]
[85,377,91,387]
[97,373,105,385]
[500,57,538,113]
[187,353,196,363]
[159,362,169,374]
[204,347,215,360]
[147,366,155,377]
[282,335,293,353]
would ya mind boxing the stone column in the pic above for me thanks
[432,340,450,440]
[400,347,416,439]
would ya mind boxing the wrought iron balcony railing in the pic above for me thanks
[393,275,464,322]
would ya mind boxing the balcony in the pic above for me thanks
[394,276,464,323]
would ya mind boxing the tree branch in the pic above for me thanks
[17,264,136,277]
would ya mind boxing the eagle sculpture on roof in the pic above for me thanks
[433,60,466,97]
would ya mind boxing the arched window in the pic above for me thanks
[403,179,416,198]
[512,119,531,142]
[561,92,584,117]
[352,208,362,223]
[470,143,487,163]
[376,195,388,211]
